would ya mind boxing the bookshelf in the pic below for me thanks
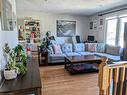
[18,18,41,51]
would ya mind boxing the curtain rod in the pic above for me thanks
[98,7,127,16]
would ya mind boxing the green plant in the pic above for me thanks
[3,43,28,75]
[13,44,23,57]
[3,43,11,54]
[41,31,55,50]
[3,44,19,73]
[15,64,27,75]
[21,53,27,66]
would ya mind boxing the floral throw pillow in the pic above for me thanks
[87,43,97,52]
[97,43,105,53]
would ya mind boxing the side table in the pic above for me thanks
[38,47,48,66]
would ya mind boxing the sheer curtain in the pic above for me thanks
[123,22,127,60]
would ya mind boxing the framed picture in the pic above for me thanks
[100,19,103,25]
[93,20,97,31]
[57,20,76,37]
[90,22,93,29]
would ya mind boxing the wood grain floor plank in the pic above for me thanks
[40,65,99,95]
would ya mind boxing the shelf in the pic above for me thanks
[18,18,41,51]
[19,40,26,43]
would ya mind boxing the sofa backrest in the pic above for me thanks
[61,43,73,53]
[105,44,122,56]
[73,43,85,52]
[96,43,105,53]
[48,43,123,57]
[85,43,105,53]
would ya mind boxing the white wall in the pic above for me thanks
[0,31,18,70]
[17,12,89,43]
[88,15,105,42]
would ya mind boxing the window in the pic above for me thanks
[105,16,127,47]
[106,18,117,45]
[119,17,127,47]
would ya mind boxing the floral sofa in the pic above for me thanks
[48,43,123,64]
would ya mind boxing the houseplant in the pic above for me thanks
[3,44,28,80]
[13,44,24,62]
[41,31,55,51]
[3,44,18,80]
[13,44,28,74]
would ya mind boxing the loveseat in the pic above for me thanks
[48,43,123,64]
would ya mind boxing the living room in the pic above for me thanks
[0,0,127,95]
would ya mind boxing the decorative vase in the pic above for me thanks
[4,70,17,80]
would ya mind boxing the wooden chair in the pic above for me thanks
[98,57,127,95]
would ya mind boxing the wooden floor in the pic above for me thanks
[40,65,99,95]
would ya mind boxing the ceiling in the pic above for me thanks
[16,0,127,16]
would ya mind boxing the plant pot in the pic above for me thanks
[4,70,17,80]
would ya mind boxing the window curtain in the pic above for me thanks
[123,22,127,60]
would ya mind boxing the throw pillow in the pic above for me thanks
[106,45,120,56]
[97,43,105,53]
[61,43,72,53]
[87,43,97,52]
[73,43,85,52]
[53,44,62,54]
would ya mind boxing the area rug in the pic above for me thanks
[40,65,99,95]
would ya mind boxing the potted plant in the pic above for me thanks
[3,44,18,80]
[3,44,28,80]
[40,31,55,51]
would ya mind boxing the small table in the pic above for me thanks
[38,46,48,66]
[0,59,42,95]
[64,55,101,74]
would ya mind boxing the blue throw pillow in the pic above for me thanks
[73,43,85,52]
[61,43,72,53]
[97,43,105,53]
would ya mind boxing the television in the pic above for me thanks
[88,36,94,41]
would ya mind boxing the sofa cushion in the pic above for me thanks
[97,43,105,53]
[53,44,62,54]
[61,43,72,53]
[49,54,66,60]
[78,52,94,56]
[50,54,66,57]
[95,53,121,61]
[106,45,121,56]
[87,43,97,52]
[66,52,81,56]
[73,43,85,52]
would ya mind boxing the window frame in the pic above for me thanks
[105,17,118,46]
[105,15,127,47]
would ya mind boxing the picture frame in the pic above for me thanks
[57,20,76,37]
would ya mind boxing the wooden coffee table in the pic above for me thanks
[64,55,101,74]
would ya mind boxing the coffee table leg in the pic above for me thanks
[64,58,67,69]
